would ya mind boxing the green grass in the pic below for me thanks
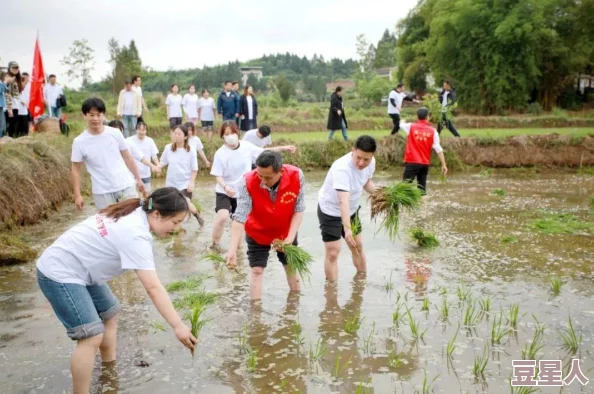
[549,276,562,296]
[165,276,207,293]
[172,291,218,309]
[492,188,507,197]
[530,213,594,235]
[501,235,518,244]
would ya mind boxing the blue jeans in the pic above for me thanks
[122,115,137,138]
[50,106,61,119]
[37,268,120,340]
[328,120,348,141]
[0,108,5,137]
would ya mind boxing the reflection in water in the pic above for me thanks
[404,255,432,298]
[99,360,119,394]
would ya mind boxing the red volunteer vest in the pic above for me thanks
[244,164,301,245]
[404,120,436,165]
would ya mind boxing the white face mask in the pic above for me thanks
[224,134,239,146]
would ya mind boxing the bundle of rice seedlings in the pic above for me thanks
[165,276,206,293]
[272,239,313,282]
[200,251,226,264]
[188,303,210,358]
[409,227,440,248]
[351,214,362,237]
[370,182,423,241]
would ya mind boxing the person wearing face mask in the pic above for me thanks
[317,135,378,282]
[36,187,197,394]
[209,121,297,252]
[225,151,305,300]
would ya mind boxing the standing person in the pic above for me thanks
[159,125,198,200]
[437,81,461,137]
[5,61,27,138]
[327,86,348,141]
[209,121,296,251]
[399,107,448,193]
[36,188,197,394]
[21,72,33,133]
[242,125,273,169]
[225,151,305,300]
[132,75,149,123]
[116,79,142,138]
[166,84,184,129]
[198,89,216,141]
[239,85,258,133]
[388,83,420,135]
[127,121,161,193]
[0,72,9,138]
[317,135,378,281]
[182,85,199,125]
[71,98,145,211]
[184,122,211,168]
[217,81,238,122]
[43,73,64,118]
[232,81,241,127]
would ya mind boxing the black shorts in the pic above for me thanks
[215,193,237,213]
[246,234,298,268]
[169,117,183,129]
[201,120,214,129]
[317,204,361,243]
[403,163,430,193]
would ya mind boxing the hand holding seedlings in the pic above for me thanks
[226,251,237,270]
[174,322,197,352]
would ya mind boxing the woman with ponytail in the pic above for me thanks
[36,187,196,394]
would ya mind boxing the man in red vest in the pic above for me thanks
[400,107,448,193]
[226,151,305,300]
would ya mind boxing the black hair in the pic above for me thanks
[232,81,239,85]
[49,74,56,79]
[354,135,377,153]
[132,75,141,83]
[444,80,451,87]
[201,89,209,94]
[171,125,190,152]
[82,98,107,115]
[170,84,179,91]
[417,107,430,120]
[100,187,189,221]
[335,86,343,93]
[136,121,148,131]
[22,72,29,77]
[256,151,283,172]
[183,121,196,135]
[108,119,125,132]
[258,125,271,138]
[224,80,232,85]
[396,83,404,89]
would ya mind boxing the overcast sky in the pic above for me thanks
[1,0,417,88]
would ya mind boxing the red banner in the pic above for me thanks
[29,37,45,125]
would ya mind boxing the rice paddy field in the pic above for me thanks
[1,169,593,393]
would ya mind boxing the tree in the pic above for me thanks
[373,29,398,68]
[358,76,393,103]
[354,34,376,83]
[61,39,95,89]
[246,73,266,92]
[106,38,143,93]
[274,73,295,103]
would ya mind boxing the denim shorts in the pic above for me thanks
[37,269,120,340]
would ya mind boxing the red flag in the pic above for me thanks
[29,37,45,126]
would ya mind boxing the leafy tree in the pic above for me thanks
[373,29,398,68]
[106,38,142,93]
[274,73,295,103]
[61,39,95,89]
[354,34,376,83]
[358,75,393,103]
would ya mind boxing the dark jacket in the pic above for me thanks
[327,93,347,130]
[217,90,239,118]
[438,88,456,108]
[239,94,258,131]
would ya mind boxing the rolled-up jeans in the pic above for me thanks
[328,119,348,141]
[122,115,137,138]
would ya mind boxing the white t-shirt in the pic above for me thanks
[18,83,30,115]
[133,85,143,97]
[182,94,199,118]
[198,97,215,121]
[247,96,254,119]
[127,135,159,179]
[123,91,135,115]
[242,129,271,148]
[188,136,204,152]
[318,152,376,217]
[441,91,449,111]
[43,84,63,107]
[71,126,134,194]
[36,207,155,286]
[388,90,407,114]
[160,143,198,190]
[166,94,183,118]
[210,141,263,194]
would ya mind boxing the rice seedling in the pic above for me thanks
[165,276,206,293]
[560,315,581,354]
[532,314,545,337]
[501,235,518,244]
[291,321,305,347]
[247,346,259,372]
[150,321,167,332]
[530,213,594,235]
[439,287,447,296]
[388,349,404,368]
[479,168,493,177]
[521,325,544,361]
[415,369,439,394]
[438,298,450,321]
[447,324,460,357]
[238,323,249,353]
[511,387,539,394]
[362,322,376,354]
[332,355,352,380]
[507,303,520,329]
[272,239,313,282]
[439,173,447,183]
[199,251,226,264]
[369,182,423,241]
[393,301,406,326]
[478,296,491,313]
[463,302,480,327]
[384,271,395,293]
[308,337,327,362]
[409,227,440,248]
[406,307,426,341]
[344,313,364,334]
[351,214,362,237]
[457,282,472,303]
[173,290,218,309]
[492,188,506,197]
[421,298,430,312]
[188,303,210,357]
[549,276,562,296]
[491,311,511,345]
[355,379,372,394]
[473,343,489,378]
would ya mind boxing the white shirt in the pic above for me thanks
[399,122,444,154]
[198,97,215,121]
[247,96,254,119]
[71,126,134,194]
[441,91,449,111]
[44,84,63,107]
[188,136,204,152]
[318,152,376,217]
[36,207,155,286]
[182,94,199,118]
[123,91,135,115]
[127,135,159,179]
[166,94,183,118]
[160,143,198,190]
[210,141,263,194]
[242,129,271,148]
[388,90,407,114]
[132,85,143,97]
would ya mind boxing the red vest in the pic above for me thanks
[245,164,301,245]
[404,120,435,165]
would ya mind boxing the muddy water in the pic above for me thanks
[1,170,593,394]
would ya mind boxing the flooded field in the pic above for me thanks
[1,169,593,394]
